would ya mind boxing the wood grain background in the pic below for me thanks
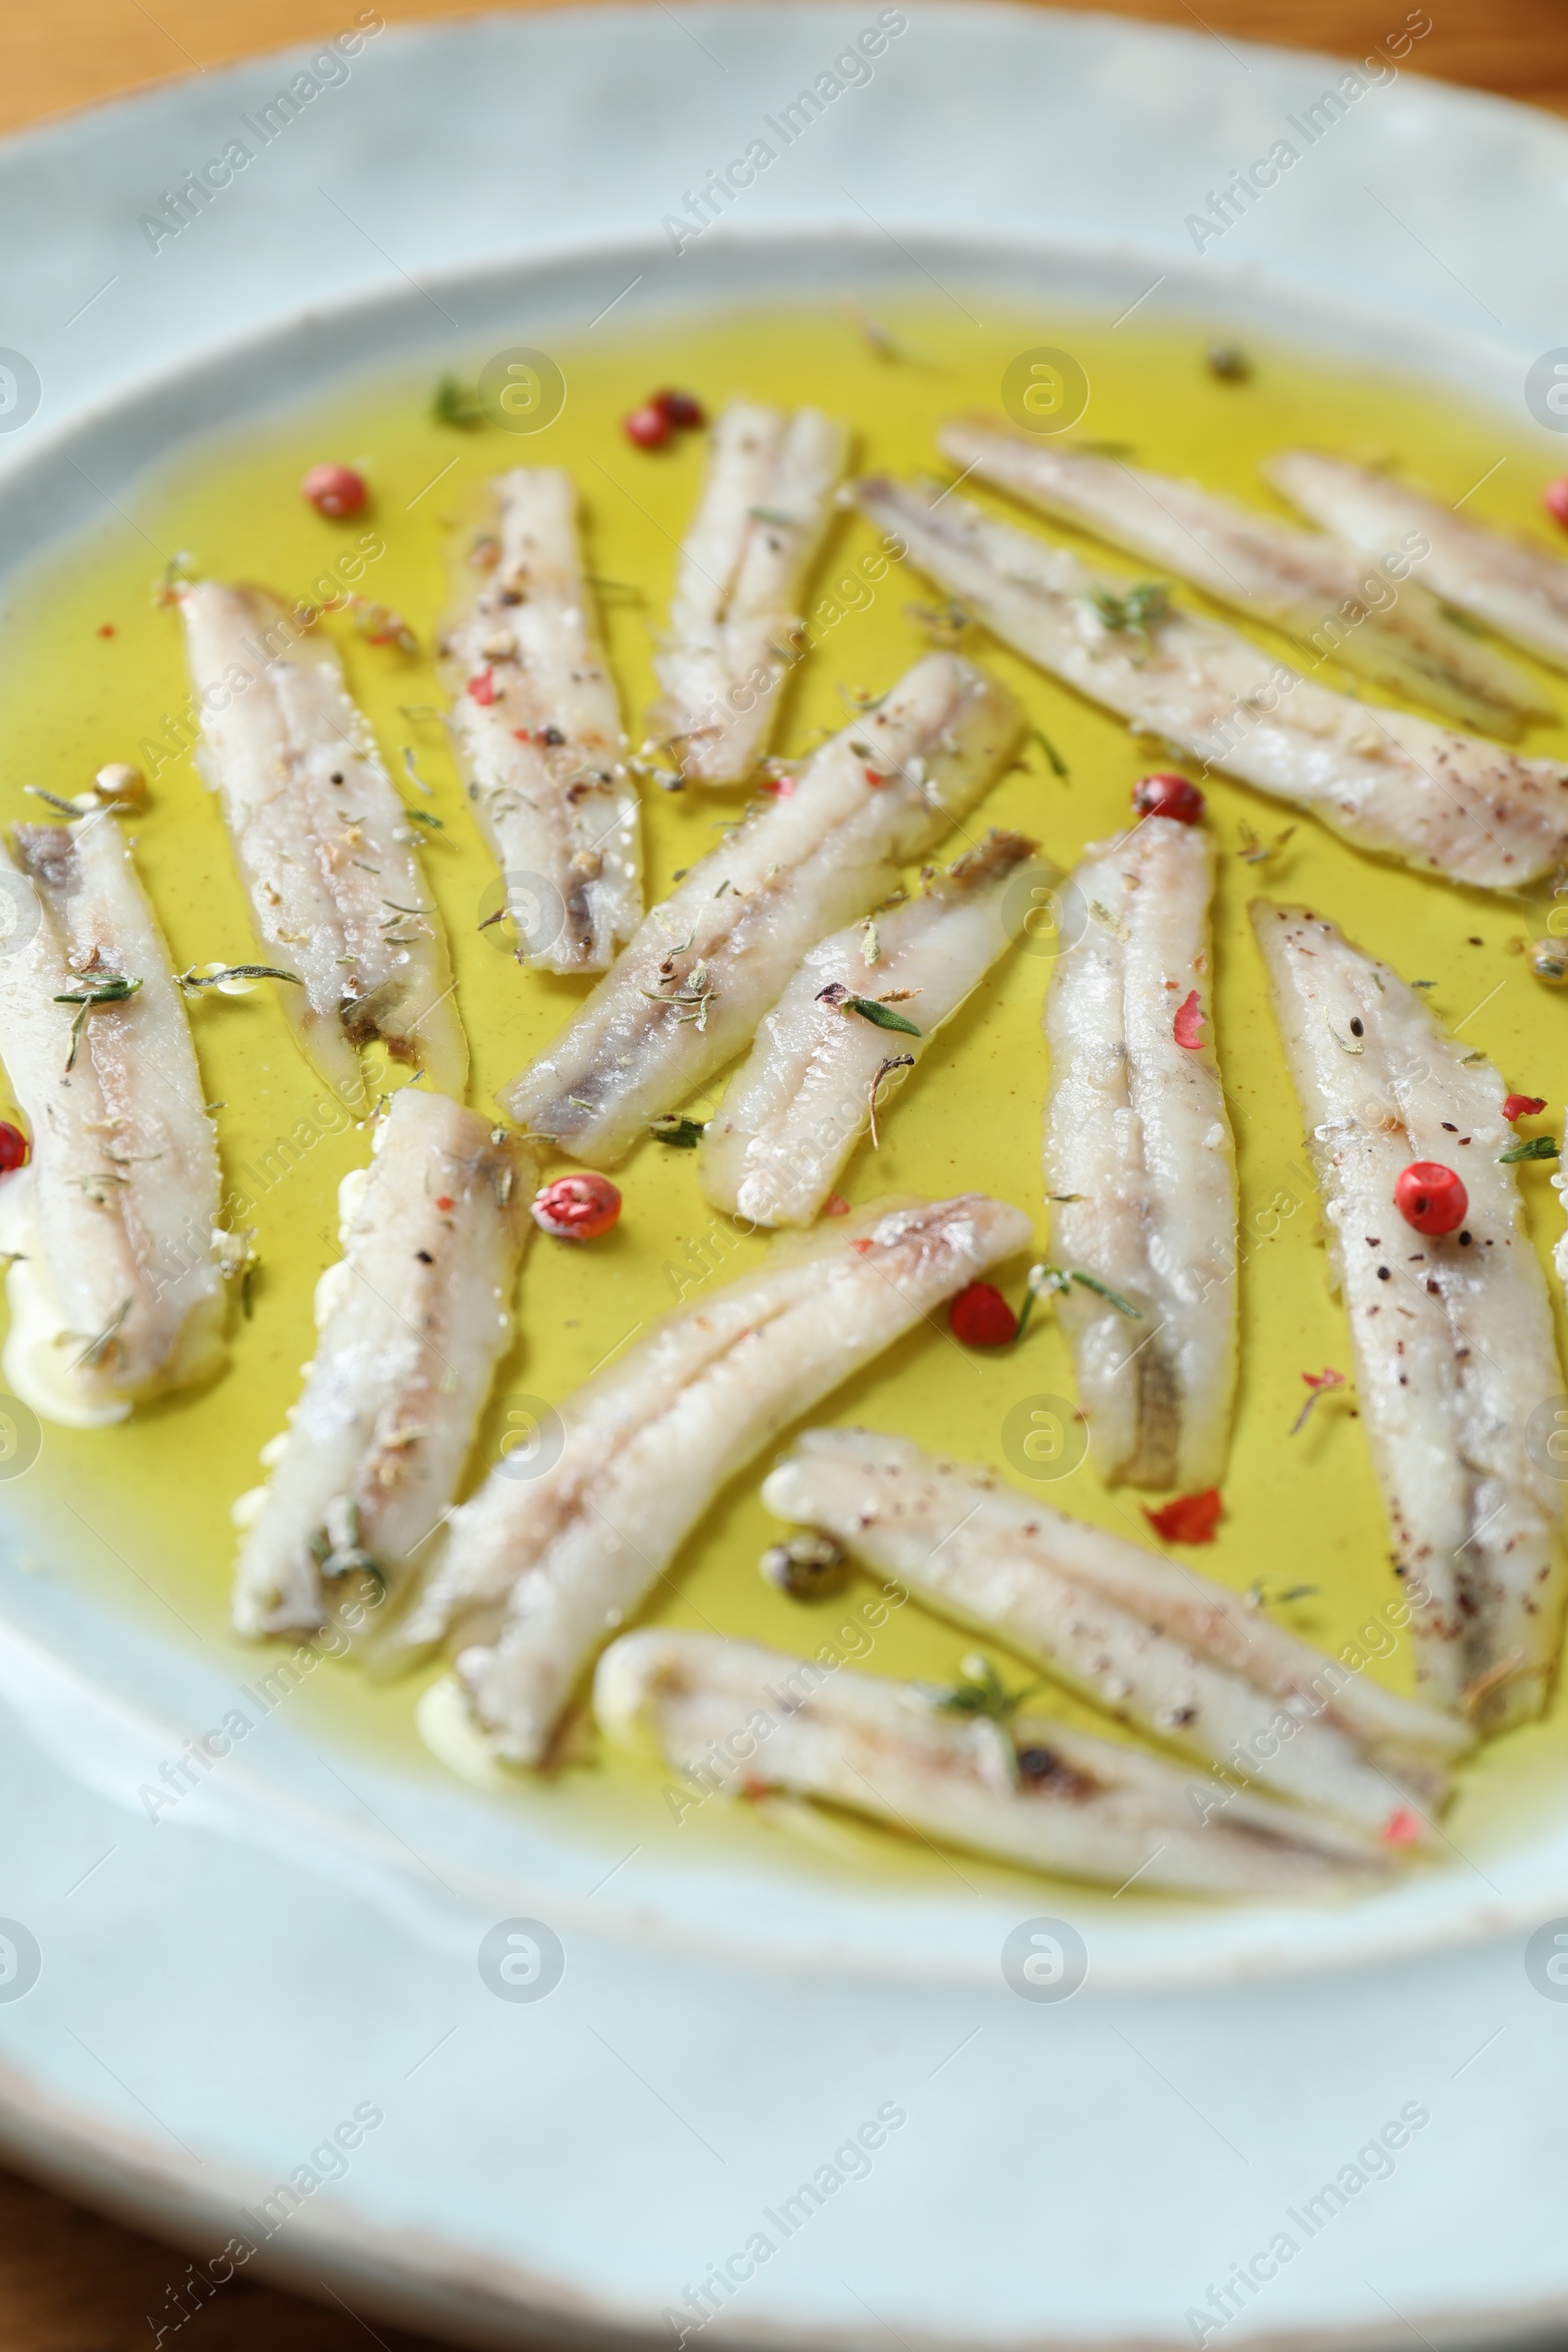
[2,1,1565,2344]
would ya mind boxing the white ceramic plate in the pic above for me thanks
[6,9,1568,2346]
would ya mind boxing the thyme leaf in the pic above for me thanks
[175,963,303,993]
[54,976,142,1071]
[1499,1135,1560,1163]
[815,982,922,1036]
[1032,726,1068,779]
[431,373,483,428]
[650,1114,708,1149]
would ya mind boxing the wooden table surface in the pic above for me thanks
[3,1,1566,2345]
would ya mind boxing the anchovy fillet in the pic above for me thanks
[762,1429,1468,1837]
[1270,449,1568,676]
[232,1090,534,1637]
[700,829,1043,1227]
[1252,902,1567,1731]
[502,654,1024,1163]
[941,417,1545,735]
[179,581,467,1101]
[649,402,852,784]
[855,476,1568,892]
[0,814,227,1414]
[595,1629,1396,1897]
[398,1193,1032,1763]
[441,469,640,971]
[1045,815,1237,1489]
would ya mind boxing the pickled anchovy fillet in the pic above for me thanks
[855,475,1568,892]
[398,1193,1032,1764]
[942,417,1546,735]
[1044,815,1236,1489]
[179,580,467,1100]
[232,1090,534,1637]
[1270,449,1568,677]
[502,653,1024,1163]
[649,401,852,784]
[441,468,640,972]
[762,1428,1469,1836]
[700,828,1043,1226]
[596,1629,1398,1897]
[0,814,227,1415]
[1253,901,1566,1731]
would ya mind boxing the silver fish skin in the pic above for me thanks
[232,1090,535,1637]
[649,401,852,784]
[179,581,467,1102]
[595,1629,1396,1898]
[1252,901,1566,1732]
[502,653,1025,1164]
[700,828,1043,1227]
[855,475,1568,893]
[761,1428,1469,1837]
[1045,815,1237,1489]
[398,1193,1033,1764]
[941,417,1547,736]
[441,469,640,972]
[0,815,227,1412]
[1269,449,1568,677]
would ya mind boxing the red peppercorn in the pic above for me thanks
[1144,1488,1224,1544]
[532,1172,622,1241]
[300,462,368,519]
[0,1122,28,1175]
[623,403,673,451]
[1544,479,1568,530]
[466,668,497,707]
[1395,1160,1467,1236]
[653,388,706,431]
[1133,771,1205,824]
[1503,1094,1547,1123]
[949,1281,1017,1348]
[1381,1808,1423,1848]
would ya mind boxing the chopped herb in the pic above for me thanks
[71,1297,131,1371]
[1016,1261,1142,1342]
[749,506,797,525]
[858,916,881,967]
[400,746,438,797]
[1086,580,1170,658]
[815,982,921,1036]
[1460,1052,1488,1065]
[1089,899,1130,942]
[1329,1023,1364,1055]
[402,806,444,830]
[54,975,142,1071]
[1032,727,1068,779]
[1246,1579,1319,1609]
[24,786,84,817]
[866,1054,915,1147]
[1499,1135,1560,1163]
[641,960,717,1030]
[1290,1366,1347,1437]
[650,1114,708,1149]
[431,373,483,428]
[928,1651,1040,1727]
[175,963,302,993]
[1237,820,1296,865]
